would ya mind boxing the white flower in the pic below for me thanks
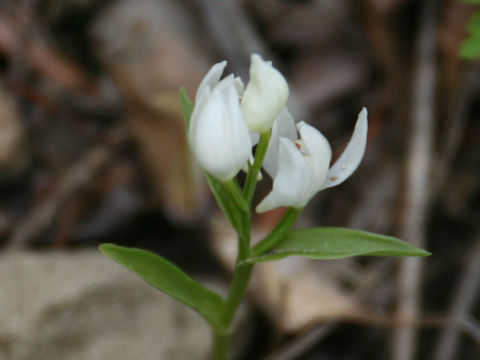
[189,61,252,181]
[241,54,289,133]
[262,108,298,177]
[256,108,368,213]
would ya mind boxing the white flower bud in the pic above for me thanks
[241,54,289,133]
[189,62,252,181]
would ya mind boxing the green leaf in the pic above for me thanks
[461,34,480,59]
[205,174,247,239]
[245,227,431,263]
[178,87,194,134]
[461,12,480,59]
[464,0,480,3]
[99,244,225,330]
[467,12,480,35]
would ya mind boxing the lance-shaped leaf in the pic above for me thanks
[99,244,225,330]
[245,227,430,263]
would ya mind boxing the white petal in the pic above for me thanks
[322,108,368,189]
[256,137,311,213]
[191,62,228,138]
[191,86,251,181]
[195,61,227,103]
[215,74,236,93]
[189,85,210,147]
[234,76,244,95]
[250,133,260,146]
[297,121,332,197]
[242,54,289,133]
[223,85,253,174]
[263,108,297,178]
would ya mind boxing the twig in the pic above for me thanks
[265,324,334,360]
[6,126,128,250]
[459,315,480,347]
[432,235,480,360]
[393,1,437,359]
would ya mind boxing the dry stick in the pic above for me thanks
[459,315,480,346]
[265,323,335,360]
[393,1,437,360]
[6,126,128,250]
[432,235,480,360]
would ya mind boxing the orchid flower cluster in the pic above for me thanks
[189,54,368,212]
[100,54,429,360]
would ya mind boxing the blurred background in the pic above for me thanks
[0,0,479,359]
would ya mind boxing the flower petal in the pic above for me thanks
[250,133,260,146]
[234,76,244,96]
[222,84,253,174]
[241,54,289,133]
[195,61,227,103]
[297,121,332,197]
[322,108,368,189]
[256,137,311,213]
[263,108,297,178]
[191,86,251,181]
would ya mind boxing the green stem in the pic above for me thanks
[212,329,230,360]
[220,263,253,326]
[210,130,277,358]
[250,207,303,257]
[211,208,301,358]
[238,213,250,260]
[243,131,271,204]
[211,262,253,359]
[212,264,253,360]
[224,180,249,214]
[212,221,253,358]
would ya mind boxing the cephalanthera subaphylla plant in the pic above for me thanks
[100,54,430,359]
